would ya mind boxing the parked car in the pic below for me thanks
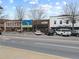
[56,29,71,36]
[0,28,2,35]
[45,29,54,36]
[17,29,23,33]
[71,30,79,37]
[34,30,42,35]
[0,32,2,35]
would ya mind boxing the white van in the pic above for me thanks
[56,29,71,36]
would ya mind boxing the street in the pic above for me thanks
[0,33,79,59]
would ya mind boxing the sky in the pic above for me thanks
[0,0,78,19]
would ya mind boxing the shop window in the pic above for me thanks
[66,20,69,24]
[60,20,62,24]
[54,21,56,24]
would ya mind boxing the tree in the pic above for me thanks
[15,6,25,32]
[0,6,6,19]
[29,8,46,20]
[29,7,47,30]
[0,6,3,14]
[63,0,79,32]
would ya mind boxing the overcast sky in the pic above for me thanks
[0,0,78,19]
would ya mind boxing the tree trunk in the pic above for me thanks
[20,19,22,32]
[36,20,38,31]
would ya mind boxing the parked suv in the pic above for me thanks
[56,29,71,36]
[71,30,79,37]
[45,29,54,36]
[0,28,2,35]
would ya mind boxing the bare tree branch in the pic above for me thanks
[15,6,25,20]
[63,0,79,31]
[29,8,46,20]
[15,6,25,32]
[0,6,8,19]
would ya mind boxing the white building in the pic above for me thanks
[50,15,79,29]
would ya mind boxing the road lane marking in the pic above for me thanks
[35,43,79,50]
[1,35,79,44]
[0,36,10,40]
[2,36,42,40]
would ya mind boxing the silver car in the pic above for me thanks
[34,30,42,35]
[56,29,71,36]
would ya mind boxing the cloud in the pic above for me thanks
[4,6,8,8]
[52,6,63,16]
[9,0,14,3]
[0,0,2,4]
[23,0,28,2]
[48,0,50,2]
[40,4,53,16]
[13,6,16,9]
[40,4,62,15]
[55,6,62,10]
[63,1,67,5]
[40,4,63,16]
[40,4,53,11]
[56,2,60,5]
[29,0,39,4]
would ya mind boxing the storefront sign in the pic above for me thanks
[41,21,48,24]
[22,20,32,28]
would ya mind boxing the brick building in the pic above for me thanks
[0,19,6,31]
[4,20,20,31]
[0,19,50,32]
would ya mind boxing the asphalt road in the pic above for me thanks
[0,35,79,59]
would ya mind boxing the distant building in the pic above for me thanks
[0,19,5,31]
[32,19,49,33]
[0,19,49,32]
[50,15,79,30]
[0,19,33,32]
[22,20,32,32]
[4,20,20,31]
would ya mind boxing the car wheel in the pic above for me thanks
[67,35,70,37]
[77,34,79,37]
[61,33,63,36]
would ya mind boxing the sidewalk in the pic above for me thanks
[0,45,69,59]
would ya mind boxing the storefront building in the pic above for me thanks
[0,19,49,32]
[22,20,32,32]
[4,20,20,32]
[32,20,49,33]
[50,15,79,30]
[0,19,5,32]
